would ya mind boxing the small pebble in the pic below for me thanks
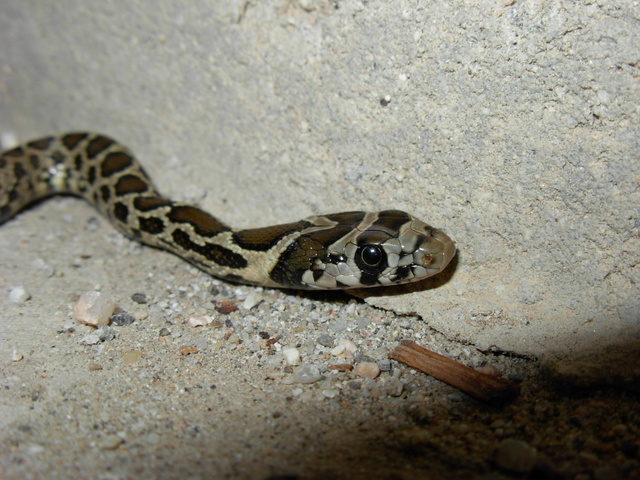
[32,259,55,276]
[11,349,24,362]
[328,364,353,372]
[331,345,346,356]
[9,286,31,303]
[316,334,335,347]
[292,364,322,384]
[353,362,380,379]
[122,350,143,364]
[100,434,125,450]
[378,359,392,372]
[215,301,238,314]
[337,338,357,354]
[282,347,301,366]
[188,316,209,327]
[80,333,101,345]
[159,327,171,337]
[180,346,198,355]
[95,326,116,342]
[384,378,404,397]
[226,333,241,344]
[495,438,537,474]
[111,312,136,326]
[73,291,115,326]
[242,292,261,310]
[477,364,502,377]
[130,292,148,304]
[322,389,340,398]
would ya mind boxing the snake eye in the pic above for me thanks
[353,244,387,278]
[360,245,383,267]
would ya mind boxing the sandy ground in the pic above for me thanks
[0,193,638,480]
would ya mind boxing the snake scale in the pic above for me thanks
[0,133,455,290]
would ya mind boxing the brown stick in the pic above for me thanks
[389,340,520,403]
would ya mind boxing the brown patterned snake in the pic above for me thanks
[0,133,455,289]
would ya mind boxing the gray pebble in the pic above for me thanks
[292,364,322,384]
[355,316,371,328]
[131,293,148,304]
[495,438,537,474]
[111,311,136,326]
[316,334,335,347]
[378,359,392,372]
[96,326,116,342]
[384,378,404,397]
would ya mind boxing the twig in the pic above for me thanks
[389,340,520,403]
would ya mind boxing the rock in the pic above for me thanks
[188,315,209,327]
[353,362,380,379]
[495,438,537,474]
[130,292,148,304]
[292,364,322,384]
[80,333,101,345]
[282,347,301,366]
[242,292,261,310]
[73,291,115,326]
[100,434,125,450]
[111,311,136,326]
[316,334,335,347]
[9,286,31,303]
[384,378,404,397]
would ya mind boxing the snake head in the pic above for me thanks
[271,210,455,289]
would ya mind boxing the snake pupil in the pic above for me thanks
[360,245,383,267]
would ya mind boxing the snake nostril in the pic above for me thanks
[421,254,434,266]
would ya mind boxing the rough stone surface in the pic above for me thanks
[0,1,636,365]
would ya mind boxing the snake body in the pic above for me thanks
[0,133,455,290]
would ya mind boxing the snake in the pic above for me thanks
[0,133,455,290]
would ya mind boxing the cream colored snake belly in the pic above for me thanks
[0,133,455,289]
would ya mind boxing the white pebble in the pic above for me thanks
[337,338,357,354]
[292,364,322,384]
[282,347,301,366]
[80,333,101,345]
[9,286,31,303]
[11,349,24,362]
[354,362,381,379]
[187,316,209,327]
[73,291,115,326]
[333,338,357,360]
[331,345,346,356]
[0,130,18,149]
[242,292,261,310]
[100,434,125,450]
[322,389,340,398]
[32,258,55,277]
